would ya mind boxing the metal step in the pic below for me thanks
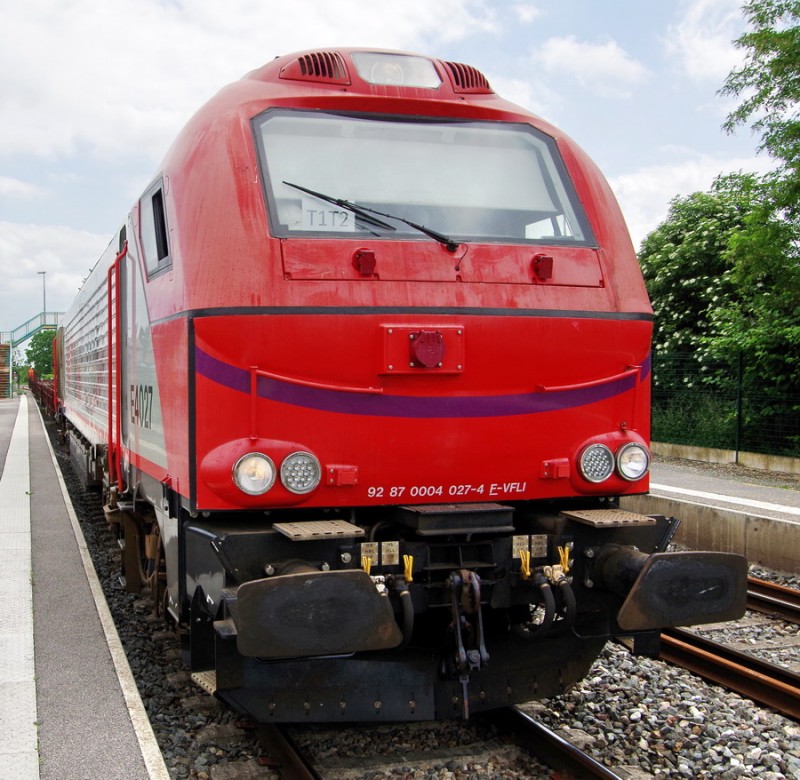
[190,670,217,696]
[272,519,365,541]
[561,508,656,528]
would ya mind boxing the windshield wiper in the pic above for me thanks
[283,181,396,232]
[356,203,461,253]
[284,180,461,252]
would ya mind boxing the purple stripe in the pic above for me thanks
[195,348,650,419]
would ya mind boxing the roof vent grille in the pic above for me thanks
[280,51,350,85]
[443,61,492,94]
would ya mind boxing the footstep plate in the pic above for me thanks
[272,519,365,540]
[191,671,217,696]
[561,509,657,527]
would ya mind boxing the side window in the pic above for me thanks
[140,179,171,277]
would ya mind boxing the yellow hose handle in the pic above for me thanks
[403,554,414,583]
[519,549,531,580]
[557,544,571,574]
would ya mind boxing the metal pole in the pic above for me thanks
[37,271,46,315]
[735,350,743,464]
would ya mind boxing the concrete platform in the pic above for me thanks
[0,394,169,780]
[622,460,800,575]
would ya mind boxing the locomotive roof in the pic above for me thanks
[243,48,496,100]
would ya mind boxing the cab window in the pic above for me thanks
[253,109,594,247]
[140,179,171,277]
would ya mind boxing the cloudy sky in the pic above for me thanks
[0,0,772,334]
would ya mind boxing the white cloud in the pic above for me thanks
[0,0,499,329]
[0,221,108,330]
[609,153,774,250]
[0,176,46,198]
[533,35,649,99]
[513,4,542,24]
[487,73,563,120]
[0,0,496,162]
[665,0,745,82]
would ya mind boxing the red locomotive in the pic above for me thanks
[53,48,746,721]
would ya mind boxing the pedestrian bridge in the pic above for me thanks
[0,312,63,399]
[1,311,63,348]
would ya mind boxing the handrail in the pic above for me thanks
[248,365,383,440]
[107,265,116,486]
[252,366,384,396]
[107,243,128,492]
[536,365,640,394]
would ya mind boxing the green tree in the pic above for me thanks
[717,0,800,395]
[639,173,800,454]
[721,0,800,182]
[705,197,800,393]
[13,353,29,386]
[25,329,55,377]
[638,173,757,358]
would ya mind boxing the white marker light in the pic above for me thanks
[351,52,441,88]
[616,443,650,481]
[233,453,276,495]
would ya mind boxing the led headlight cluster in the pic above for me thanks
[578,441,650,484]
[232,450,321,496]
[578,444,615,483]
[280,452,322,494]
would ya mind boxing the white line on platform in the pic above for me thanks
[650,482,800,517]
[0,396,39,779]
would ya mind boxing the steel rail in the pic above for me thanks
[660,628,800,722]
[492,706,625,779]
[256,724,322,780]
[747,576,800,625]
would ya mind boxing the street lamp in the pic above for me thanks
[37,271,46,314]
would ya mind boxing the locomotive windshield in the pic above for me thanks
[253,110,594,246]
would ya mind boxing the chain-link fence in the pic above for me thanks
[651,353,800,458]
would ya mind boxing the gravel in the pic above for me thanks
[48,420,800,779]
[526,637,800,778]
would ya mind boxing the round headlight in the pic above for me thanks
[617,442,650,481]
[579,443,615,483]
[281,451,321,494]
[233,453,276,495]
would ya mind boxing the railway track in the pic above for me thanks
[747,576,800,624]
[255,724,319,779]
[254,708,626,780]
[659,576,800,722]
[491,707,625,779]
